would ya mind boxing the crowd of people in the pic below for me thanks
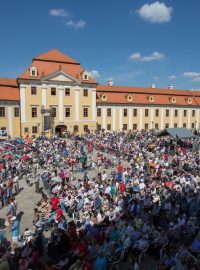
[0,129,200,270]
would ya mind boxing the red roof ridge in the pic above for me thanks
[97,84,200,96]
[33,49,80,65]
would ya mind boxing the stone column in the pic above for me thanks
[58,86,64,121]
[92,89,96,121]
[8,106,13,136]
[20,84,26,123]
[74,88,80,121]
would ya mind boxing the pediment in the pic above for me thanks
[41,70,80,83]
[51,74,72,82]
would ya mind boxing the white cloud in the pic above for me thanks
[49,9,69,17]
[65,19,86,29]
[169,75,177,80]
[130,51,164,62]
[153,76,159,81]
[183,72,200,78]
[89,70,101,79]
[129,52,141,61]
[137,1,173,23]
[192,77,200,82]
[183,72,200,82]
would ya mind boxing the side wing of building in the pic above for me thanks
[0,78,20,137]
[96,85,200,131]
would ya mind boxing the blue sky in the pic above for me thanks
[0,0,200,90]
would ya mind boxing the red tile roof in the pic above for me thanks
[33,49,80,64]
[18,49,97,84]
[97,85,200,107]
[0,78,18,87]
[0,78,19,101]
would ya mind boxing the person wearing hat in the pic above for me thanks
[10,216,20,248]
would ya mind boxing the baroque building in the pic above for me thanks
[0,49,200,137]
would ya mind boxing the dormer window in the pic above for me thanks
[148,95,154,103]
[186,97,192,104]
[170,96,176,104]
[101,94,107,102]
[82,71,89,81]
[126,94,133,103]
[30,66,37,77]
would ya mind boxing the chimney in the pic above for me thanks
[168,84,174,90]
[150,83,156,89]
[107,79,113,86]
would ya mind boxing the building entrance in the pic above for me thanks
[55,125,67,137]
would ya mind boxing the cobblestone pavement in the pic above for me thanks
[1,177,42,240]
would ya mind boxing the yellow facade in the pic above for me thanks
[96,106,200,132]
[0,102,20,138]
[19,77,97,137]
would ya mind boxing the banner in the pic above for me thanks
[44,115,51,131]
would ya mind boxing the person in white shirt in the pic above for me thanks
[13,174,19,194]
[102,171,107,181]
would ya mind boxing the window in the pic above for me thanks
[174,123,178,128]
[133,124,137,130]
[174,110,178,117]
[145,109,148,117]
[97,108,101,117]
[123,109,127,117]
[84,125,88,132]
[123,124,127,130]
[65,108,70,117]
[32,126,38,134]
[30,67,37,77]
[155,109,159,117]
[191,123,195,129]
[83,89,88,97]
[148,96,154,103]
[184,110,187,117]
[83,108,88,117]
[133,109,137,117]
[166,109,169,117]
[97,124,101,131]
[192,110,195,117]
[24,127,29,133]
[144,123,148,130]
[107,108,111,117]
[31,86,37,95]
[107,124,111,130]
[51,107,56,117]
[0,107,5,117]
[14,108,19,117]
[51,88,56,96]
[84,74,88,80]
[65,88,70,96]
[31,107,37,118]
[155,123,159,130]
[74,125,79,132]
[183,123,186,128]
[165,123,169,128]
[31,70,36,76]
